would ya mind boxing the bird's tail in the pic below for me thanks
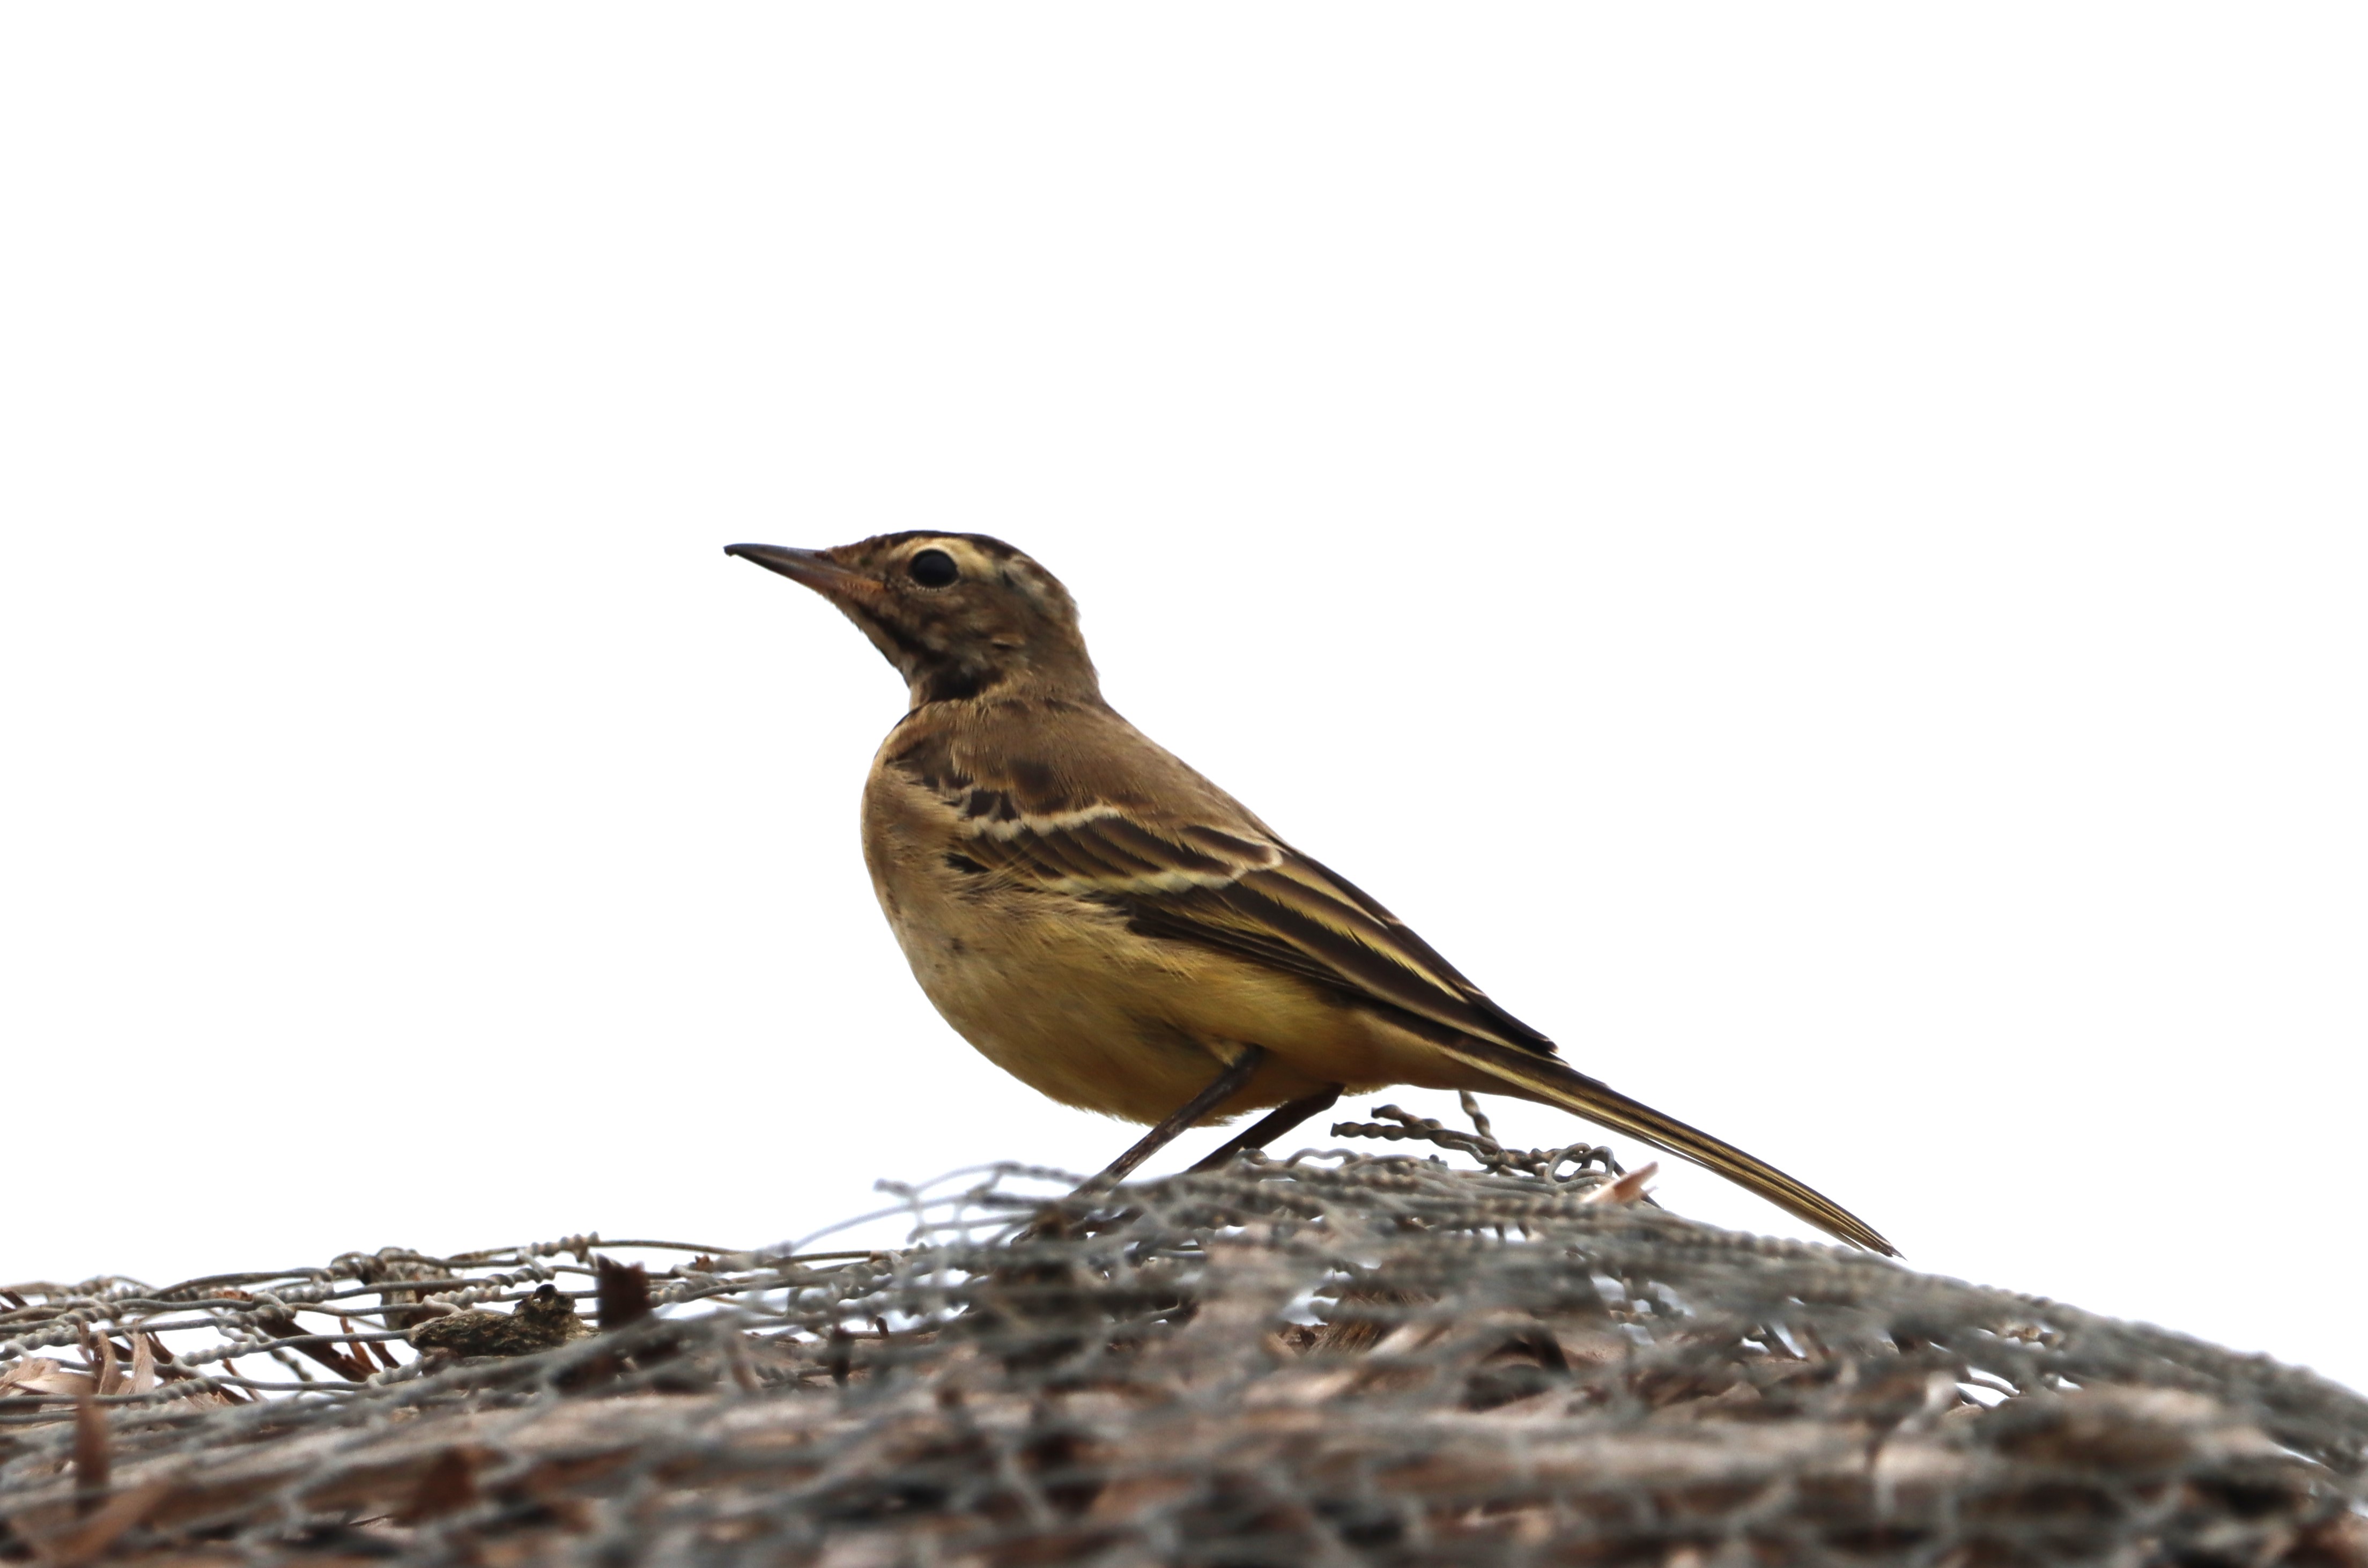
[1427,1032,1897,1255]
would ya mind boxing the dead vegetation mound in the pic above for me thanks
[4,1109,2364,1566]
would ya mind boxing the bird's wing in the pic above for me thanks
[948,789,1560,1061]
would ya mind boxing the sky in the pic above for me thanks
[3,10,2363,1392]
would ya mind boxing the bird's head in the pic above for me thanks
[726,532,1100,707]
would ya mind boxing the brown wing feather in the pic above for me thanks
[956,807,1557,1059]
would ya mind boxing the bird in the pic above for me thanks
[726,533,1894,1254]
[406,1284,589,1359]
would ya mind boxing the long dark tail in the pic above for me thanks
[1427,1032,1896,1255]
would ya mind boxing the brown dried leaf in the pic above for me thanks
[93,1333,123,1399]
[0,1358,97,1400]
[596,1257,652,1332]
[72,1394,110,1516]
[399,1448,481,1523]
[24,1476,176,1568]
[1582,1162,1660,1207]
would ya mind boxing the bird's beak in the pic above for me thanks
[724,543,882,607]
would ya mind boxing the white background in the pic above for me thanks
[4,11,2362,1390]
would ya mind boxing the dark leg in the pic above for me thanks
[1186,1085,1342,1172]
[1084,1047,1269,1189]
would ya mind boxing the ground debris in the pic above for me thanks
[3,1137,2363,1566]
[408,1285,593,1360]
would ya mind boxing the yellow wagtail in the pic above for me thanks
[727,533,1892,1253]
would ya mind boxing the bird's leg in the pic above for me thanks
[1186,1085,1342,1172]
[1083,1047,1269,1189]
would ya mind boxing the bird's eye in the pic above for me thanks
[908,549,959,588]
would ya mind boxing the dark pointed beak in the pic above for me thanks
[724,543,879,605]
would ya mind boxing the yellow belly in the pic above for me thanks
[859,784,1467,1124]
